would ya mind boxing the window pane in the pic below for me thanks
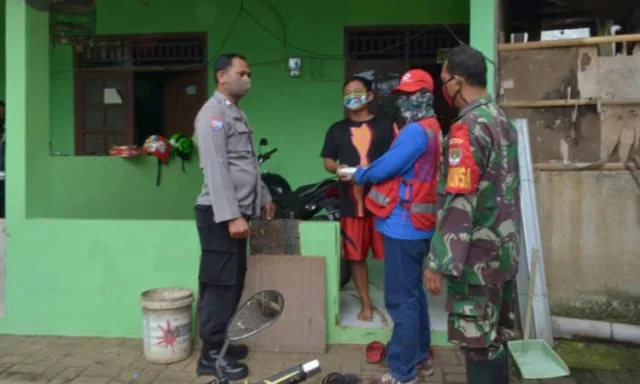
[107,134,126,149]
[105,106,125,131]
[83,78,104,104]
[82,107,104,131]
[84,133,105,155]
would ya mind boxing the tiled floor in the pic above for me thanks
[339,282,392,329]
[0,335,637,383]
[338,282,447,331]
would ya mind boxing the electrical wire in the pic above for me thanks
[210,2,244,60]
[443,23,497,67]
[49,1,498,74]
[243,1,342,59]
[258,0,288,60]
[245,0,454,61]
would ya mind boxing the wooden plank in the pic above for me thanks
[505,106,601,163]
[501,99,640,107]
[498,33,640,51]
[576,47,599,100]
[239,255,326,354]
[599,106,640,162]
[499,48,579,102]
[534,163,627,171]
[598,55,640,100]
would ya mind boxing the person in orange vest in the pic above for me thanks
[352,69,442,384]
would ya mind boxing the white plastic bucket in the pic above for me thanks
[140,287,194,364]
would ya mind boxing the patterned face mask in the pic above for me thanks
[344,92,369,110]
[396,90,436,123]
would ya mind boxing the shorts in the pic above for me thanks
[340,216,384,261]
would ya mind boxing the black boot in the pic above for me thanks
[465,351,510,384]
[225,343,249,360]
[197,349,249,380]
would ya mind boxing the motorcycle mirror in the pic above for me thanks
[259,138,268,146]
[226,290,284,341]
[214,290,285,384]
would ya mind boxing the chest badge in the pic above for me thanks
[448,148,462,166]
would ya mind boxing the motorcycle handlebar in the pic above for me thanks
[259,148,278,163]
[253,359,321,384]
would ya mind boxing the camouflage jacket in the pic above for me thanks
[426,94,521,285]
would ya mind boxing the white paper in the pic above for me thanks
[337,167,357,180]
[103,88,123,105]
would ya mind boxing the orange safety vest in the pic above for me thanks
[364,117,442,230]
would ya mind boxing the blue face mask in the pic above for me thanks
[344,92,369,110]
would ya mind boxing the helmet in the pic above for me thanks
[143,135,171,163]
[169,133,194,161]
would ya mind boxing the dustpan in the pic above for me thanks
[508,249,570,379]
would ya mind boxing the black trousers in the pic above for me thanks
[195,205,248,351]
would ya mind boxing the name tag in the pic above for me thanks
[446,167,472,190]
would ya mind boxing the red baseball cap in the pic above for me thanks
[391,69,434,94]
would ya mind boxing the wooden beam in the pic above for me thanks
[501,99,640,108]
[534,163,628,171]
[499,33,640,51]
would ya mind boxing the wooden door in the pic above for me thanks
[409,62,458,135]
[74,71,134,155]
[346,59,457,133]
[345,59,407,123]
[162,69,207,138]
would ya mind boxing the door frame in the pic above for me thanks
[343,24,470,131]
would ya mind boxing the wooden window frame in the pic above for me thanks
[343,24,470,63]
[73,71,135,155]
[72,32,207,156]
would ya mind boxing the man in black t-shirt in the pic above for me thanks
[320,75,395,322]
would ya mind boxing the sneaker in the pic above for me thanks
[418,358,435,376]
[369,373,417,384]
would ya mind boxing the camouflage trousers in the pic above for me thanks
[445,278,518,362]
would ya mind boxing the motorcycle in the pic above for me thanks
[258,138,340,220]
[257,138,351,288]
[209,290,321,384]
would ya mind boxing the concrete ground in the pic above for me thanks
[0,336,637,383]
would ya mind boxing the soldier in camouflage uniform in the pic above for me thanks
[424,45,521,384]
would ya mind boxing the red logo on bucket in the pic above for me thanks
[157,320,177,350]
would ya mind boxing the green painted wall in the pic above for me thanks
[2,0,496,342]
[0,0,5,100]
[470,0,497,94]
[46,0,469,220]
